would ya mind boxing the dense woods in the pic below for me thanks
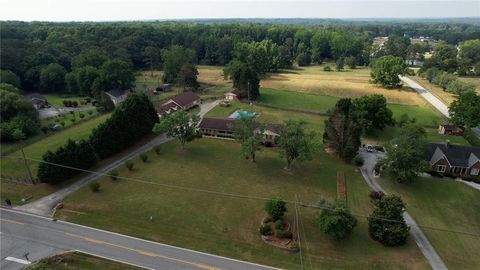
[2,20,479,95]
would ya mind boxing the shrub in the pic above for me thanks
[259,224,272,235]
[369,191,385,202]
[316,200,357,240]
[154,145,161,155]
[368,195,410,246]
[323,65,332,72]
[125,161,134,171]
[109,170,119,181]
[140,153,148,162]
[89,181,100,192]
[72,101,79,107]
[264,197,287,221]
[87,110,93,116]
[461,175,474,182]
[353,155,364,166]
[374,145,384,152]
[275,230,293,239]
[275,219,284,229]
[79,113,85,119]
[473,178,480,184]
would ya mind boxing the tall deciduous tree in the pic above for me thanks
[161,45,196,83]
[368,195,410,246]
[176,64,199,91]
[223,60,260,100]
[153,111,200,150]
[370,56,408,89]
[381,124,428,183]
[277,120,315,170]
[316,199,357,240]
[449,91,480,128]
[40,63,67,92]
[0,70,21,88]
[323,98,361,162]
[233,118,263,162]
[143,46,161,76]
[354,95,394,135]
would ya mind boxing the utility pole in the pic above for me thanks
[20,146,34,183]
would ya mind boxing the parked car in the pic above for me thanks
[366,144,374,152]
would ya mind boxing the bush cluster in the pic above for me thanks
[89,93,158,158]
[37,139,98,184]
[259,224,271,235]
[62,100,79,107]
[275,230,292,239]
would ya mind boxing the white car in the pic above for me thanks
[366,144,374,152]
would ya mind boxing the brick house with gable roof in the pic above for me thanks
[426,142,480,177]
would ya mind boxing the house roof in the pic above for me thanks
[26,92,46,101]
[156,102,179,114]
[199,117,238,131]
[264,123,284,135]
[169,92,200,107]
[426,143,480,167]
[107,89,126,98]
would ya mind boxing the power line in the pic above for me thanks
[2,155,480,238]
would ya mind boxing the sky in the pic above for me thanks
[0,0,479,21]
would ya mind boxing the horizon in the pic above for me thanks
[1,1,479,22]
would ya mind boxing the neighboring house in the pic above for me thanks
[26,93,48,109]
[106,89,128,106]
[438,124,463,136]
[224,92,238,102]
[156,92,201,115]
[261,124,284,145]
[426,142,480,177]
[199,117,283,144]
[199,117,238,139]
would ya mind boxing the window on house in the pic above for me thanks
[471,168,479,176]
[436,165,446,172]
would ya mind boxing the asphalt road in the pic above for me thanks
[0,208,278,270]
[17,100,220,217]
[400,76,450,118]
[358,150,448,270]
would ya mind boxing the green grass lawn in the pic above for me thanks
[56,139,428,269]
[378,177,480,269]
[26,252,141,270]
[43,94,89,107]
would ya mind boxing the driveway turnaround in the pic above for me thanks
[0,208,278,270]
[358,150,448,270]
[400,76,450,118]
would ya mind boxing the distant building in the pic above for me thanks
[224,92,238,102]
[106,89,128,106]
[26,93,48,109]
[438,124,463,136]
[426,142,480,177]
[156,92,201,115]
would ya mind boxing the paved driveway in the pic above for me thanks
[400,76,450,118]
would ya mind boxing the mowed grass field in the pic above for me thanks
[57,137,428,269]
[379,177,480,269]
[252,88,469,145]
[26,252,142,270]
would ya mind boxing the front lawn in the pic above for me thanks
[378,177,480,269]
[43,94,89,108]
[56,139,428,269]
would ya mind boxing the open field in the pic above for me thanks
[261,65,428,106]
[251,88,468,145]
[379,177,480,269]
[26,252,141,270]
[57,138,428,269]
[0,113,111,178]
[411,76,480,106]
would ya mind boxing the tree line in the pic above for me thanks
[2,21,479,95]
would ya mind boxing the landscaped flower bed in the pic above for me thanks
[259,216,299,252]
